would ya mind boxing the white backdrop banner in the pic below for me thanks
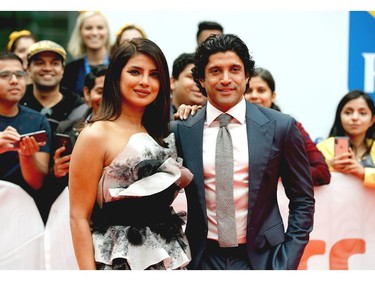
[278,172,375,270]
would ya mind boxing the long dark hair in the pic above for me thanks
[89,38,171,146]
[329,90,375,153]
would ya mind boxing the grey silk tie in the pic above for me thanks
[215,113,238,247]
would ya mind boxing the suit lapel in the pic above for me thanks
[178,103,276,224]
[246,102,276,210]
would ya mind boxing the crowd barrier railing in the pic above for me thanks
[2,172,375,270]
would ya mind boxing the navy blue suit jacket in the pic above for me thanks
[170,101,315,270]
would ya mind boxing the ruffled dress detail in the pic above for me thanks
[91,133,192,270]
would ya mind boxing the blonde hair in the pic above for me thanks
[115,23,147,39]
[110,23,147,60]
[67,11,111,58]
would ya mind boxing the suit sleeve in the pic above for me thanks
[280,118,315,269]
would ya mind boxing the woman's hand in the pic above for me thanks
[330,148,365,180]
[176,166,194,189]
[173,104,202,120]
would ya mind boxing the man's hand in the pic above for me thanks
[0,126,21,154]
[53,146,71,178]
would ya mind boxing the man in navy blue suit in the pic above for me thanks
[170,34,315,270]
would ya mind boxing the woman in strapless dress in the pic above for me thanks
[69,37,193,270]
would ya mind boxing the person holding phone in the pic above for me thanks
[317,90,375,188]
[53,64,108,178]
[38,65,108,225]
[20,40,88,224]
[0,51,52,197]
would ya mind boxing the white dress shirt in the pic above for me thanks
[204,98,249,244]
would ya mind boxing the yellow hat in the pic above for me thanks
[27,40,67,62]
[7,30,32,51]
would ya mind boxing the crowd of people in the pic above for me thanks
[1,11,375,270]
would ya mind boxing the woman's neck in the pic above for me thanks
[350,134,366,149]
[118,106,146,132]
[86,47,107,65]
[350,134,368,159]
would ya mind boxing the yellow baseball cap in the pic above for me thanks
[27,40,67,62]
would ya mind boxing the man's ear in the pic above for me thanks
[170,77,176,91]
[199,78,205,88]
[244,74,250,91]
[245,73,250,84]
[83,86,91,105]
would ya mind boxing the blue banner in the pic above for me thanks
[348,11,375,99]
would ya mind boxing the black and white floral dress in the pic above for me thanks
[91,133,192,270]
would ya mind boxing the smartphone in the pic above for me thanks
[13,130,48,148]
[334,136,350,156]
[55,133,73,157]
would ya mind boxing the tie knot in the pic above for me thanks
[219,113,231,128]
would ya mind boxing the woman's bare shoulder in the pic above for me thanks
[79,121,111,140]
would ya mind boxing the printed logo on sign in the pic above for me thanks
[348,11,375,100]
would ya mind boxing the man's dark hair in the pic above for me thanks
[196,21,224,40]
[0,51,23,65]
[84,64,108,91]
[171,53,195,79]
[192,34,255,96]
